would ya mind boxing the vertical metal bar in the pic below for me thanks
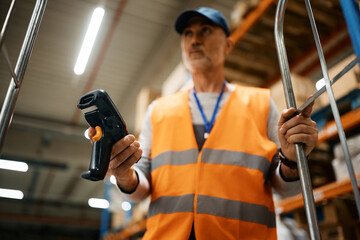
[304,0,360,219]
[274,1,321,239]
[0,0,47,151]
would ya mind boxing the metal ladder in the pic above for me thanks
[0,0,47,151]
[274,0,360,239]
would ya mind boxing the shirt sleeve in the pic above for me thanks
[267,98,280,147]
[267,98,301,198]
[119,102,154,202]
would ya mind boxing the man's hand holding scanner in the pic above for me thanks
[277,96,319,178]
[78,89,131,181]
[88,126,142,193]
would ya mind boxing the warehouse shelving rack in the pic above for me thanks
[275,0,360,239]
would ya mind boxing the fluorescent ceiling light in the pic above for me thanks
[0,159,28,172]
[88,198,109,209]
[0,188,24,199]
[74,7,105,75]
[316,78,325,90]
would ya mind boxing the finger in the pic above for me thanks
[109,141,140,169]
[110,135,136,159]
[279,115,315,135]
[86,127,96,144]
[300,95,315,118]
[109,148,143,176]
[111,140,140,162]
[88,127,96,138]
[278,107,296,126]
[286,132,318,145]
[118,148,143,171]
[284,124,318,140]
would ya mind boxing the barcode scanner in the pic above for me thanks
[77,89,128,181]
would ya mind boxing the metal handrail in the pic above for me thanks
[0,0,48,150]
[274,0,360,239]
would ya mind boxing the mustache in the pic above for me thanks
[189,46,203,53]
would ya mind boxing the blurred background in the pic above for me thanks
[0,0,359,239]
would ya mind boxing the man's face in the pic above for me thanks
[181,17,232,72]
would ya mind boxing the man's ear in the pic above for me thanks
[225,38,234,55]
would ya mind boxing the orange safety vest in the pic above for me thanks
[143,85,278,240]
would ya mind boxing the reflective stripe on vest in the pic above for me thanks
[151,149,198,172]
[152,148,270,179]
[148,194,194,218]
[201,148,270,179]
[144,86,278,240]
[148,194,276,228]
[197,195,276,228]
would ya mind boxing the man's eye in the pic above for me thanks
[202,27,211,34]
[183,30,192,37]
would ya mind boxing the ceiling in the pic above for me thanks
[0,0,354,238]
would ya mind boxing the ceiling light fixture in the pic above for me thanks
[0,188,24,200]
[88,198,109,209]
[74,7,105,75]
[0,159,28,172]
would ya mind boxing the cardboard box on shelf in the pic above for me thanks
[293,202,339,230]
[270,73,325,114]
[135,87,161,136]
[332,153,360,181]
[333,134,360,161]
[320,221,360,240]
[318,54,360,107]
[293,198,360,239]
[321,225,345,240]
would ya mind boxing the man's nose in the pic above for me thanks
[192,31,203,43]
[190,31,202,46]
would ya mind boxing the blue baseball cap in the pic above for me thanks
[174,7,230,37]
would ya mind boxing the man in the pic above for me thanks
[89,7,318,239]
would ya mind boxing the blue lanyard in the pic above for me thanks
[193,81,226,139]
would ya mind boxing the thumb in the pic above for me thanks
[300,95,315,118]
[88,127,96,138]
[278,107,296,126]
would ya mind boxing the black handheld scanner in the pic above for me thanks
[77,89,128,181]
